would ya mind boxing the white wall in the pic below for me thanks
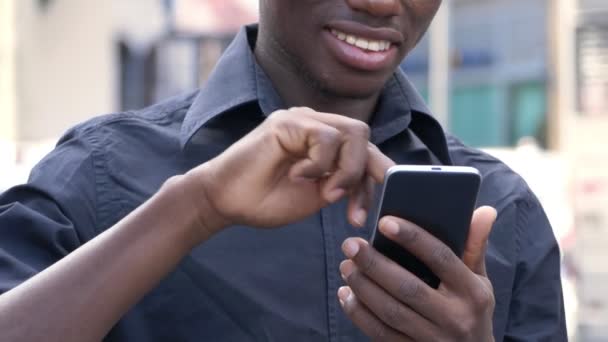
[15,0,117,143]
[0,0,17,144]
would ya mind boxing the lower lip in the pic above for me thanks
[322,30,398,72]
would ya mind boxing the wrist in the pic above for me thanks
[159,168,229,248]
[182,164,231,236]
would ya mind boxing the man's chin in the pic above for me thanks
[319,77,392,100]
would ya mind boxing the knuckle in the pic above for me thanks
[370,321,388,341]
[383,302,408,331]
[397,278,423,301]
[348,120,370,139]
[471,286,495,313]
[361,251,379,276]
[426,330,444,342]
[289,106,312,114]
[162,175,182,189]
[399,224,420,245]
[429,245,456,273]
[266,113,290,130]
[271,109,289,117]
[367,141,381,153]
[450,317,475,340]
[279,107,313,120]
[336,168,364,187]
[315,127,341,145]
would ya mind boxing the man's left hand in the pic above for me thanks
[339,206,497,341]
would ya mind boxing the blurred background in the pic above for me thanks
[0,0,606,340]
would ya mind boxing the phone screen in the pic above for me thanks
[369,166,481,288]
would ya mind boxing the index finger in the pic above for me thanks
[366,142,395,183]
[378,216,473,291]
[288,109,394,190]
[288,110,394,183]
[298,109,372,192]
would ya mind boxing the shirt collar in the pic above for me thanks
[181,24,438,150]
[369,70,433,145]
[180,25,259,148]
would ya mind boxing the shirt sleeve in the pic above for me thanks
[0,129,98,294]
[503,192,568,341]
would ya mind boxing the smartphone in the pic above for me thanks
[369,165,481,288]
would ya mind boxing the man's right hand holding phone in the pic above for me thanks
[338,207,498,341]
[185,106,498,341]
[184,108,496,341]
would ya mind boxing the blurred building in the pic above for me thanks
[404,0,551,148]
[1,0,572,155]
[0,0,167,170]
[0,0,256,170]
[565,0,608,340]
[0,0,17,168]
[153,0,257,105]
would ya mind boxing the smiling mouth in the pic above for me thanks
[329,29,392,53]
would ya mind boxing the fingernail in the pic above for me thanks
[327,188,345,203]
[342,239,360,258]
[380,219,399,236]
[340,260,355,279]
[353,209,367,227]
[338,286,352,305]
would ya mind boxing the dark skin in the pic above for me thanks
[256,0,441,122]
[256,1,496,340]
[0,1,496,341]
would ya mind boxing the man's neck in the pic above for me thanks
[254,37,380,124]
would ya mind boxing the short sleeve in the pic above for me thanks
[504,193,568,341]
[0,129,98,294]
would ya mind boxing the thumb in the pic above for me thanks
[463,206,497,276]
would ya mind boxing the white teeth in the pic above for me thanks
[368,41,380,52]
[355,38,369,49]
[330,29,391,52]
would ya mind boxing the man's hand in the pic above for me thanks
[187,107,394,234]
[339,206,498,341]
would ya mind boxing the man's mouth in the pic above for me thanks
[322,21,401,72]
[329,29,392,53]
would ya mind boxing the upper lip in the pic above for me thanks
[326,20,404,44]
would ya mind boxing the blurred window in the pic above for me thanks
[509,82,547,146]
[119,42,158,111]
[450,85,504,147]
[576,24,608,116]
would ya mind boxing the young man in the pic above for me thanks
[0,0,566,341]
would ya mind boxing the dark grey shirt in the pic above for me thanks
[0,26,566,341]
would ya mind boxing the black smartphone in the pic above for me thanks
[369,165,481,288]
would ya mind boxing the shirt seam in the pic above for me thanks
[79,126,112,234]
[73,106,191,233]
[512,191,535,295]
[44,130,101,244]
[321,208,338,341]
